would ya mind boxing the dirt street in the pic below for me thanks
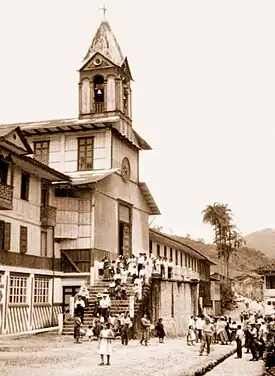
[0,333,236,376]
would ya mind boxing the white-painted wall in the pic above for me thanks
[28,129,112,173]
[0,166,54,257]
[112,134,139,183]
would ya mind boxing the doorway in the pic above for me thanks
[62,286,80,313]
[118,203,132,258]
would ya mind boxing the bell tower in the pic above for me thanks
[78,16,133,122]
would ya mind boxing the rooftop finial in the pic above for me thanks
[99,4,107,21]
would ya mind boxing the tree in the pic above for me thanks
[202,203,245,284]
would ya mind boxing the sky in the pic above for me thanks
[0,0,275,243]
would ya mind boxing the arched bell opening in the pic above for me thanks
[94,75,105,113]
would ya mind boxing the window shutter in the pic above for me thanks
[0,221,4,250]
[4,222,11,251]
[20,226,28,254]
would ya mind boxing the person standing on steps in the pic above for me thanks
[98,323,114,366]
[200,317,214,356]
[74,296,85,324]
[140,313,151,346]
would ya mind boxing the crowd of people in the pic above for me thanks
[186,310,275,365]
[98,252,175,286]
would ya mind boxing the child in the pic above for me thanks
[187,325,196,346]
[155,318,166,343]
[98,323,114,366]
[86,325,94,342]
[73,315,82,343]
[236,324,243,358]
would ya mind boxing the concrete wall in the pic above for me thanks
[152,279,195,337]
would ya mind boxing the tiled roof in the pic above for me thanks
[255,260,275,274]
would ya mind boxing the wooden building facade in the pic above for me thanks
[0,18,161,330]
[0,127,70,334]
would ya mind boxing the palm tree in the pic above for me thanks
[202,203,241,284]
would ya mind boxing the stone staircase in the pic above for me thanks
[62,278,152,336]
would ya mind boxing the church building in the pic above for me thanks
[0,16,160,328]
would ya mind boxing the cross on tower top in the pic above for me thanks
[99,4,107,20]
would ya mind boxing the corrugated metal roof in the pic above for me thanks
[69,169,118,186]
[139,182,160,215]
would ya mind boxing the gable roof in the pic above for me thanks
[12,154,70,182]
[0,117,152,151]
[0,126,33,155]
[149,227,215,263]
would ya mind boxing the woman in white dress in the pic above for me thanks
[98,323,114,366]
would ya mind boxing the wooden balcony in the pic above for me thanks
[40,205,57,227]
[0,182,13,210]
[0,251,61,271]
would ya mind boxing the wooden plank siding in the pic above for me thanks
[6,305,29,334]
[61,249,91,273]
[32,304,62,330]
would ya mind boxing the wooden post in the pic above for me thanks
[58,313,63,335]
[27,274,34,330]
[2,271,9,334]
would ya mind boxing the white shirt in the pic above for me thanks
[98,262,104,269]
[138,256,145,264]
[139,269,145,277]
[109,316,116,325]
[196,318,204,330]
[100,299,109,309]
[75,299,85,308]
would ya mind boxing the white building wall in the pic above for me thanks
[29,130,112,174]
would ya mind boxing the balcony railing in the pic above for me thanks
[0,182,13,210]
[40,205,57,227]
[95,102,104,113]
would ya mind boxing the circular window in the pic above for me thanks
[94,58,102,66]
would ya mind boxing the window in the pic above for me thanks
[34,141,50,165]
[149,240,152,252]
[20,172,30,201]
[0,221,11,251]
[41,231,47,257]
[0,159,9,184]
[77,137,94,171]
[34,277,49,303]
[20,226,28,254]
[164,246,167,258]
[180,252,183,266]
[175,250,178,265]
[157,244,160,257]
[266,276,275,289]
[9,275,28,303]
[170,248,173,261]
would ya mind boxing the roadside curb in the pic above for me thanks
[184,347,237,376]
